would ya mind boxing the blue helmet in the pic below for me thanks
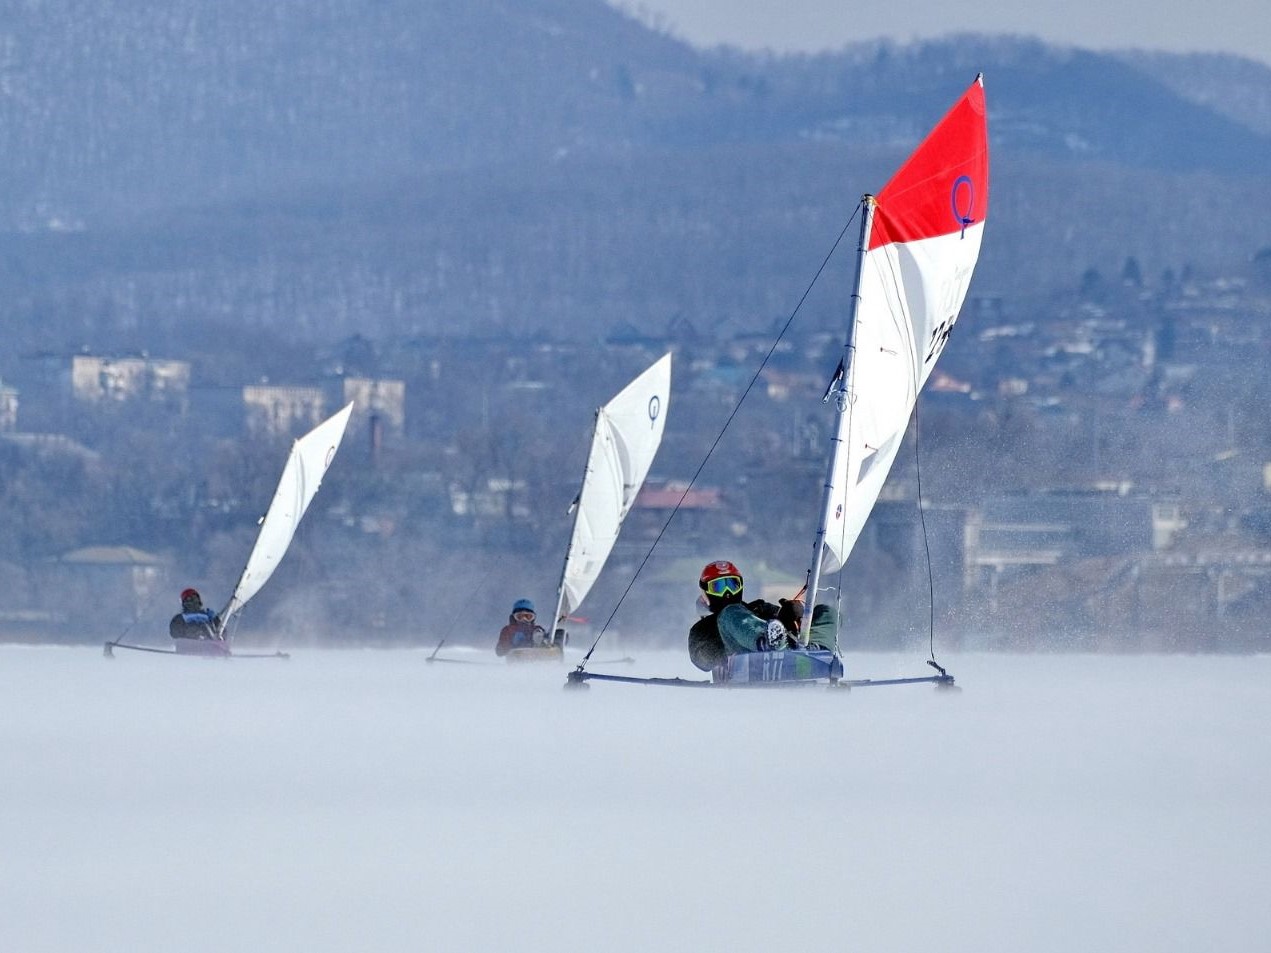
[512,598,535,614]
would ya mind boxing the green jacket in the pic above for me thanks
[688,600,838,672]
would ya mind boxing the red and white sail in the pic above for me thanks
[819,76,989,574]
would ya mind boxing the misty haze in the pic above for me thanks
[3,647,1268,952]
[2,1,1270,949]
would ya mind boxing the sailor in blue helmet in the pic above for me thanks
[496,598,549,655]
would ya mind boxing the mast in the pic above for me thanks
[800,195,877,642]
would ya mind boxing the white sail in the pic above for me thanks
[822,223,987,572]
[552,353,671,626]
[815,76,989,580]
[221,402,354,628]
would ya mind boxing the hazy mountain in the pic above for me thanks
[0,0,694,225]
[2,1,1270,347]
[1115,50,1271,137]
[5,2,1270,223]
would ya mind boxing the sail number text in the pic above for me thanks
[925,316,955,364]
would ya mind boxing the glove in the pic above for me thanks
[777,598,804,633]
[747,599,781,621]
[757,618,788,652]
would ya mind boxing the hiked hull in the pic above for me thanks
[173,637,232,657]
[505,644,564,664]
[713,649,843,685]
[104,634,286,659]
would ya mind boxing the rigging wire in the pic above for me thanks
[871,238,943,666]
[911,402,939,663]
[105,583,166,649]
[573,205,863,672]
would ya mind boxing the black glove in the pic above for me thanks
[748,599,781,622]
[778,598,804,633]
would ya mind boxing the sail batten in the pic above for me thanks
[552,354,671,627]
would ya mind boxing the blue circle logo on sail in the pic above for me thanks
[647,395,661,429]
[951,175,975,237]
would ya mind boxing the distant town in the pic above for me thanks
[2,250,1270,653]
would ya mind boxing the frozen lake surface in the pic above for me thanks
[1,646,1267,952]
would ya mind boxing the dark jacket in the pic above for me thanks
[169,609,220,640]
[495,616,547,656]
[688,598,782,671]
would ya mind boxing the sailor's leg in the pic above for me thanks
[804,604,839,650]
[717,603,769,653]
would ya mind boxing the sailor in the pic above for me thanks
[495,598,549,655]
[688,561,836,671]
[169,588,221,640]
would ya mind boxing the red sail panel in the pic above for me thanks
[869,76,990,250]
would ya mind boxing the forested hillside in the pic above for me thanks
[2,5,1270,351]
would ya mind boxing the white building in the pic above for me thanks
[0,379,17,431]
[343,377,406,436]
[243,385,326,437]
[71,355,190,410]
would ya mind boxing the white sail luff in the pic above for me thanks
[555,411,623,620]
[552,353,671,626]
[802,197,876,636]
[550,409,597,637]
[822,220,986,577]
[220,402,354,630]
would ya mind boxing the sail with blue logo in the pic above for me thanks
[815,76,990,580]
[550,353,671,636]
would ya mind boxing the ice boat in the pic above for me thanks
[427,354,670,665]
[542,353,671,650]
[105,403,354,660]
[569,76,989,690]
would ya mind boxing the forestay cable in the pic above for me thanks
[573,205,861,673]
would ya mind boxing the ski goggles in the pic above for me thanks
[701,575,742,598]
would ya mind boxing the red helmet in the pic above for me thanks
[180,588,200,602]
[700,560,740,586]
[699,560,743,599]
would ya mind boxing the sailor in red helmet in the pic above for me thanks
[688,561,836,671]
[169,588,222,641]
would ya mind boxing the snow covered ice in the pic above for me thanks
[1,646,1267,952]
